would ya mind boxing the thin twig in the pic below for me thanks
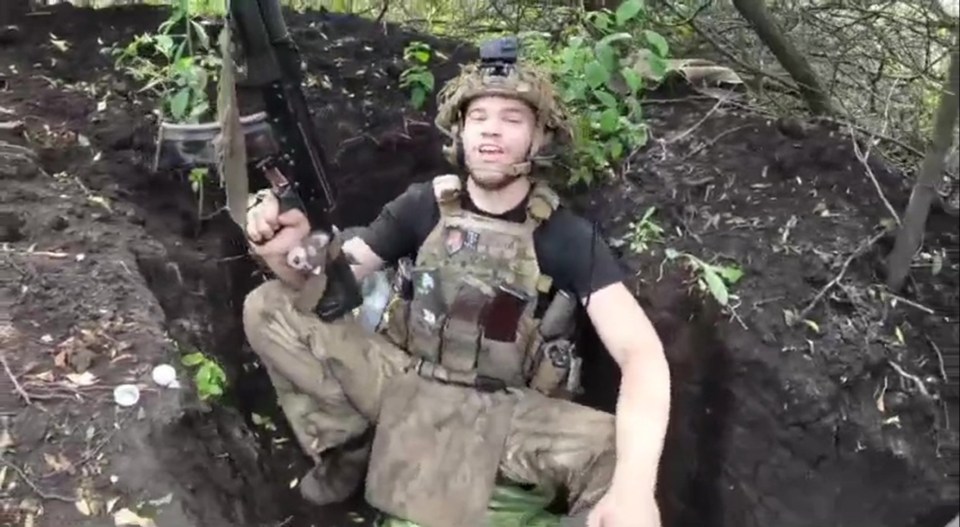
[875,375,889,413]
[797,230,887,320]
[1,353,31,405]
[681,125,751,161]
[888,360,935,400]
[852,134,902,225]
[0,456,76,503]
[665,96,728,145]
[881,290,936,314]
[643,95,717,104]
[926,337,949,384]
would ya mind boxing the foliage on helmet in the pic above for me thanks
[434,60,573,160]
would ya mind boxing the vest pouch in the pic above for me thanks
[477,285,532,387]
[365,370,518,527]
[406,267,446,362]
[528,339,574,397]
[440,281,494,372]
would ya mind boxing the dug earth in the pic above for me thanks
[1,4,957,527]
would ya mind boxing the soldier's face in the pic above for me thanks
[460,95,536,188]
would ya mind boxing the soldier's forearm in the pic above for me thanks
[609,343,671,494]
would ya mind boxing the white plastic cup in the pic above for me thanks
[113,384,140,407]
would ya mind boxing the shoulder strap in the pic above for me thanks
[431,174,462,217]
[525,181,560,226]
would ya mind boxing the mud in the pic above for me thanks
[0,4,957,527]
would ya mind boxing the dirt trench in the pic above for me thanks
[1,4,958,527]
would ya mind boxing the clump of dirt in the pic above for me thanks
[578,89,959,527]
[1,4,470,527]
[0,4,957,527]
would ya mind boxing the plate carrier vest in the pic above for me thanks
[377,175,581,397]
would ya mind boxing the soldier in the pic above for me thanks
[242,42,670,527]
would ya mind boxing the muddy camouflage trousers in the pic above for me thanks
[242,280,616,525]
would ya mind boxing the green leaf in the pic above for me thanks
[597,31,634,50]
[599,108,620,133]
[608,138,624,159]
[589,11,613,32]
[411,87,426,109]
[182,352,205,366]
[701,267,729,305]
[595,43,617,73]
[584,60,610,89]
[641,206,657,222]
[615,0,644,26]
[412,50,430,63]
[621,67,643,94]
[155,35,175,56]
[422,71,435,91]
[644,30,670,57]
[593,89,618,109]
[647,54,669,80]
[717,265,744,284]
[169,87,191,121]
[190,20,210,50]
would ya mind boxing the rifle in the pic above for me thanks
[154,0,364,322]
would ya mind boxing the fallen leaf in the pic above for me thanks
[29,370,55,382]
[0,428,14,450]
[147,493,172,507]
[88,195,112,212]
[65,371,98,386]
[49,34,70,52]
[113,508,157,527]
[44,452,75,474]
[54,348,70,369]
[76,497,93,516]
[802,319,820,333]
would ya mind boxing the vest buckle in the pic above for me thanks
[412,358,507,393]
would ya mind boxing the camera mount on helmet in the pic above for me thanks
[478,36,519,77]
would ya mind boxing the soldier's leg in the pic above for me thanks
[498,391,617,516]
[242,279,411,504]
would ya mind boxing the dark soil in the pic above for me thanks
[0,4,957,527]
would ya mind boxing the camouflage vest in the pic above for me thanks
[381,175,565,390]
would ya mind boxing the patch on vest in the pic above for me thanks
[443,226,480,255]
[464,230,480,250]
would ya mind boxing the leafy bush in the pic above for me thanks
[522,0,671,186]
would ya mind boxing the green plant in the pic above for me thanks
[181,350,227,401]
[664,248,744,306]
[522,0,671,186]
[627,206,665,253]
[399,41,435,110]
[188,167,209,216]
[111,0,221,123]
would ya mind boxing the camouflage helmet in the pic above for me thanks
[434,49,572,174]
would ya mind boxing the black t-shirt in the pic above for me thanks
[357,181,625,302]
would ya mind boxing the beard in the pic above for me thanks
[465,152,528,190]
[467,166,519,190]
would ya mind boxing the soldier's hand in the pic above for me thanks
[587,487,661,527]
[245,188,310,259]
